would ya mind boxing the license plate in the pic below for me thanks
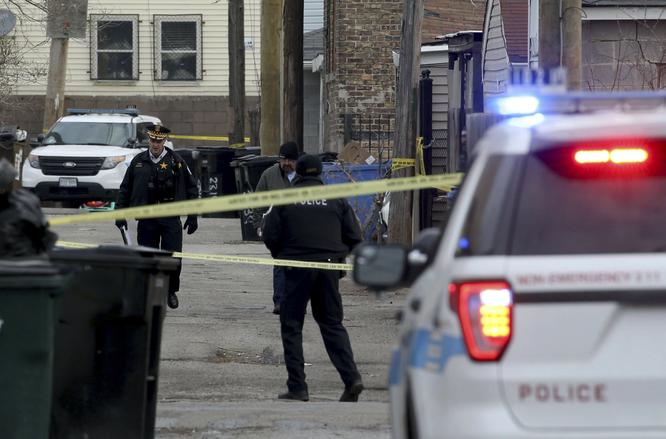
[59,177,78,188]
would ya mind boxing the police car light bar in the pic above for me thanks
[66,108,141,117]
[488,95,540,116]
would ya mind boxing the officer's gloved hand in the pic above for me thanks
[184,215,198,235]
[115,219,128,230]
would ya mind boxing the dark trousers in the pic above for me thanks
[137,217,182,293]
[273,266,285,306]
[280,267,361,392]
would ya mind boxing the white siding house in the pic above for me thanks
[11,0,262,97]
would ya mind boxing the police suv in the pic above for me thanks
[22,108,166,205]
[354,92,666,438]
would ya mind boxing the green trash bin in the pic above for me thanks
[48,245,180,439]
[0,260,64,439]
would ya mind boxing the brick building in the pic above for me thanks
[323,0,487,152]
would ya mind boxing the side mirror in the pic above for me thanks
[37,134,45,142]
[353,243,407,290]
[404,227,443,283]
[127,137,138,147]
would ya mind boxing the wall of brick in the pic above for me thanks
[324,0,487,152]
[0,96,260,148]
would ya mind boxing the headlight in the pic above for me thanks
[28,154,40,169]
[101,155,126,169]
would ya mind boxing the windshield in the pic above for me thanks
[458,142,666,256]
[43,122,132,146]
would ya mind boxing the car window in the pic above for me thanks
[510,144,666,255]
[457,155,524,256]
[44,122,132,146]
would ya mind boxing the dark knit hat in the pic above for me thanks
[296,154,322,177]
[279,141,299,160]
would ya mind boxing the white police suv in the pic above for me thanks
[22,108,166,205]
[354,92,666,438]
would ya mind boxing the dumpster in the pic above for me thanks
[198,146,260,218]
[321,161,390,241]
[0,260,64,439]
[231,155,281,241]
[48,245,180,439]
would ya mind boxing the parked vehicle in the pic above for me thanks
[354,92,666,438]
[22,108,169,206]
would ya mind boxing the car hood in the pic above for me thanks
[30,145,140,157]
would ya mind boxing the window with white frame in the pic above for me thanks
[154,15,203,81]
[90,15,139,80]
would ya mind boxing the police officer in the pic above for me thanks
[115,124,198,309]
[254,141,299,314]
[262,154,364,402]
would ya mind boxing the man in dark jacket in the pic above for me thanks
[115,124,198,309]
[255,141,299,314]
[262,154,364,403]
[0,159,56,257]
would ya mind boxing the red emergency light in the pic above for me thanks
[574,148,648,165]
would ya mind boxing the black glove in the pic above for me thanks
[183,215,198,235]
[115,219,128,230]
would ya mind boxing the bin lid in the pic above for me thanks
[231,155,280,168]
[49,245,181,272]
[0,258,60,276]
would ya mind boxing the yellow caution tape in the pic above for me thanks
[169,134,252,143]
[391,158,416,171]
[56,241,353,271]
[49,173,462,226]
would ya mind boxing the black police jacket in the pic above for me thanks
[261,176,362,261]
[116,149,198,209]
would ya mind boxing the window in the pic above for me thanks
[154,15,203,81]
[90,15,139,80]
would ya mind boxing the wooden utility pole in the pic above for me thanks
[260,0,282,154]
[388,0,423,246]
[229,0,246,145]
[43,37,69,130]
[562,0,582,90]
[282,0,304,151]
[538,0,561,71]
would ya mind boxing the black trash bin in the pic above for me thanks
[231,155,280,241]
[48,245,180,439]
[0,125,16,165]
[198,146,260,218]
[0,260,64,439]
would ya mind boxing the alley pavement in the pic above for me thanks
[48,209,404,438]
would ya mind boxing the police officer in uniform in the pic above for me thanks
[262,154,364,402]
[115,124,198,309]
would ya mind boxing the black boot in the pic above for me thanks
[167,292,179,309]
[339,380,364,402]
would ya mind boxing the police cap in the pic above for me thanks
[296,154,322,177]
[146,123,171,140]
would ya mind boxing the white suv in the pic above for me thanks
[354,94,666,438]
[22,108,167,205]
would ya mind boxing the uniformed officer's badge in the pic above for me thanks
[160,162,168,170]
[135,162,143,168]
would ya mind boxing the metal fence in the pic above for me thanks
[342,113,395,162]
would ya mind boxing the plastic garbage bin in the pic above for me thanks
[198,147,260,218]
[48,245,180,439]
[0,260,64,439]
[321,161,390,241]
[231,155,280,241]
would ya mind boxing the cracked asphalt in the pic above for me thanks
[48,209,405,438]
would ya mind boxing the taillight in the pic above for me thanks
[574,148,648,164]
[449,281,513,361]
